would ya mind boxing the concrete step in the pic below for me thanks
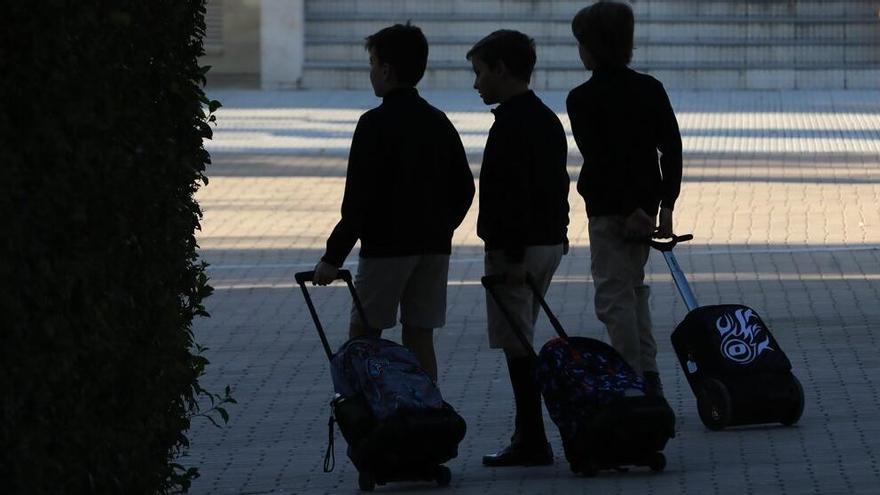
[304,15,880,41]
[307,39,880,65]
[306,0,880,18]
[301,63,880,90]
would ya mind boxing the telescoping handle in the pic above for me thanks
[294,270,372,362]
[481,274,569,358]
[648,234,699,312]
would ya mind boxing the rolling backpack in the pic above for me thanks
[482,274,674,476]
[296,270,466,491]
[650,234,805,430]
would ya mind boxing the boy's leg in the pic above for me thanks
[635,283,664,396]
[589,216,645,374]
[349,256,419,338]
[635,284,658,374]
[483,245,562,467]
[402,325,436,381]
[399,254,449,381]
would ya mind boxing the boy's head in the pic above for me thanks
[364,22,428,97]
[466,30,536,105]
[571,1,634,71]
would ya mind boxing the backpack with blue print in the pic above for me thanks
[536,336,646,439]
[330,337,444,421]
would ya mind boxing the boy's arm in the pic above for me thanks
[499,125,531,264]
[321,116,376,267]
[446,118,475,230]
[656,83,682,212]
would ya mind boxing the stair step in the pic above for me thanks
[306,0,880,18]
[308,35,880,46]
[304,60,880,70]
[305,17,880,40]
[306,11,880,23]
[307,42,880,65]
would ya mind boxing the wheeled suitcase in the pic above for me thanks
[650,235,805,430]
[296,270,466,491]
[482,275,675,477]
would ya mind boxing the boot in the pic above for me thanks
[482,356,553,467]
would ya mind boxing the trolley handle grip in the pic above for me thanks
[295,269,352,285]
[649,234,693,252]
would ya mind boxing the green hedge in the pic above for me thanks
[0,2,224,493]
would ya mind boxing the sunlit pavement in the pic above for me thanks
[186,89,880,494]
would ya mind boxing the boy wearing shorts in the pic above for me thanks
[468,30,570,466]
[313,23,475,382]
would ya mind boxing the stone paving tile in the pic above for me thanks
[186,90,880,494]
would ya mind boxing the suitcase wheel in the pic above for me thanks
[780,374,805,426]
[648,452,666,472]
[358,471,376,492]
[697,378,732,431]
[434,465,452,487]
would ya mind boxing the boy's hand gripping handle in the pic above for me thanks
[648,234,699,311]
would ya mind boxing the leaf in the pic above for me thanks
[217,407,229,424]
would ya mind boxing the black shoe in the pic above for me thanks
[482,441,554,467]
[644,371,665,398]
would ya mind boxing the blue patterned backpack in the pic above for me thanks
[535,336,645,438]
[330,337,444,421]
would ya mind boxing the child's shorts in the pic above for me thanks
[484,244,563,355]
[350,254,450,330]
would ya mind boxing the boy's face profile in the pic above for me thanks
[578,43,595,71]
[470,56,504,105]
[368,48,392,97]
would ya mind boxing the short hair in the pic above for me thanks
[571,1,634,68]
[364,22,429,86]
[466,30,536,83]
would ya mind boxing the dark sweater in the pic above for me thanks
[322,88,475,267]
[567,67,682,217]
[477,91,570,263]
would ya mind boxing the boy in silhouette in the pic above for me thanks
[313,23,475,382]
[567,1,683,396]
[468,30,570,467]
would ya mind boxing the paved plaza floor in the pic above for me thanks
[185,89,880,494]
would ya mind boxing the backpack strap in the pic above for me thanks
[323,415,335,473]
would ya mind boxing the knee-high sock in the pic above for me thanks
[506,355,547,446]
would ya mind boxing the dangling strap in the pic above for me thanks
[323,415,336,472]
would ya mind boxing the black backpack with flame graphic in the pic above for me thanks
[672,304,792,377]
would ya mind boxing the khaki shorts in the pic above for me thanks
[485,244,563,355]
[350,254,450,330]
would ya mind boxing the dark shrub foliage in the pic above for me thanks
[0,1,224,493]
